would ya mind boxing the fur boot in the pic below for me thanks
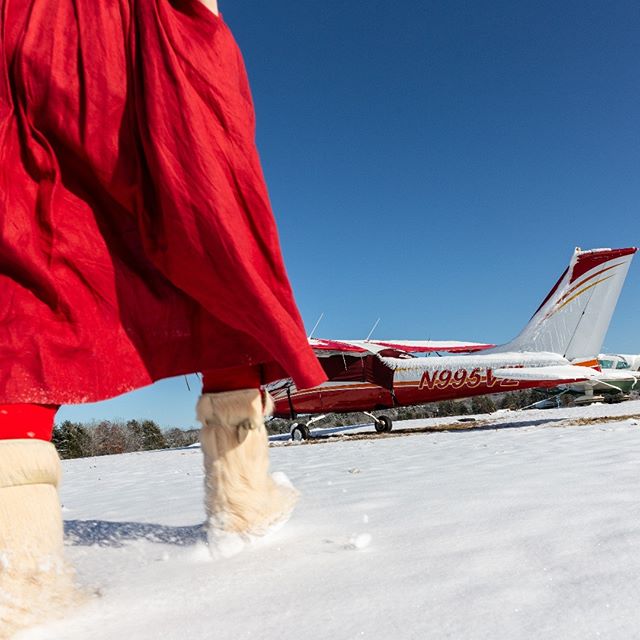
[0,440,77,639]
[197,389,299,556]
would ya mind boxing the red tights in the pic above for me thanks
[201,365,262,393]
[0,404,58,441]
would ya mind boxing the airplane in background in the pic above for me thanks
[598,354,640,372]
[268,247,637,440]
[557,352,640,404]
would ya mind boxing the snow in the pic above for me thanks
[384,351,564,372]
[493,365,619,382]
[16,401,640,640]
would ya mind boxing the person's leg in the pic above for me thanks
[197,368,298,557]
[201,365,263,394]
[0,405,78,636]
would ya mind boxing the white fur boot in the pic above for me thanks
[197,390,299,557]
[0,440,77,639]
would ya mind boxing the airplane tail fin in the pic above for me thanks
[491,247,636,361]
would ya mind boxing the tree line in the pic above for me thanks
[52,419,200,459]
[53,388,594,456]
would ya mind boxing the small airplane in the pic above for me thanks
[558,353,640,404]
[598,353,640,372]
[269,247,637,440]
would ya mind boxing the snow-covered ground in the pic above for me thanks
[18,401,640,640]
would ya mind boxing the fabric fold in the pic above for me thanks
[0,0,325,404]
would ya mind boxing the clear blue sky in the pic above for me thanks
[58,0,639,428]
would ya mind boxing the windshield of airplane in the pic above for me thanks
[599,358,631,370]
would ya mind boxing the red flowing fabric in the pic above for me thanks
[0,0,326,410]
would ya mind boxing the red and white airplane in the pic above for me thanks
[269,247,636,439]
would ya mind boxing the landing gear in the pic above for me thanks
[574,387,605,405]
[372,414,393,433]
[289,412,393,441]
[291,423,311,441]
[289,414,327,441]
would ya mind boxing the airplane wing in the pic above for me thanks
[365,340,495,353]
[309,338,494,356]
[308,339,369,355]
[591,369,640,382]
[492,365,602,383]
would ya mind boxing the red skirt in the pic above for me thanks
[0,0,325,405]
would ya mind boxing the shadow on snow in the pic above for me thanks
[64,519,206,548]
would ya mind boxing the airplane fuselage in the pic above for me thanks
[271,352,570,418]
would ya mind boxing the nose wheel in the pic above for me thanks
[374,415,393,433]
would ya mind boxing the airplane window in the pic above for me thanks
[599,360,614,369]
[616,361,630,369]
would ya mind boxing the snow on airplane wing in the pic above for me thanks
[492,365,602,383]
[365,340,495,353]
[309,338,494,356]
[308,339,368,354]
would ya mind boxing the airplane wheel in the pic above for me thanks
[291,424,310,441]
[375,415,393,433]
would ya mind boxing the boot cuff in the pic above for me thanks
[0,440,61,489]
[196,389,267,430]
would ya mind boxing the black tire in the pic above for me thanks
[291,424,310,441]
[375,415,393,433]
